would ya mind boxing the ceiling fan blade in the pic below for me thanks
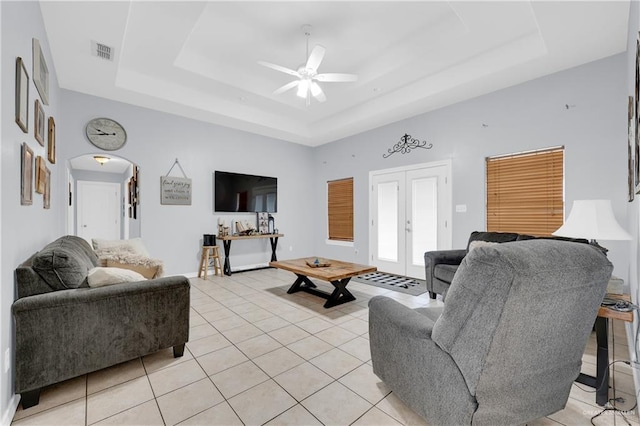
[305,45,326,72]
[258,61,300,78]
[310,82,326,103]
[315,73,358,82]
[273,80,300,95]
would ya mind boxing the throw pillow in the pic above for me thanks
[92,237,151,257]
[32,236,97,290]
[87,267,146,288]
[105,260,158,279]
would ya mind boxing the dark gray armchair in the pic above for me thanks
[371,239,612,425]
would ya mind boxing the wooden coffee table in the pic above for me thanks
[269,258,376,308]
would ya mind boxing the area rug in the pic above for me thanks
[352,271,427,296]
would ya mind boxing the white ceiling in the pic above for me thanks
[40,1,630,147]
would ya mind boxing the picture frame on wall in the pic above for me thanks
[48,116,56,164]
[43,166,51,209]
[15,57,29,133]
[35,156,46,194]
[32,38,49,105]
[35,99,45,146]
[21,143,33,206]
[635,32,640,194]
[629,96,635,202]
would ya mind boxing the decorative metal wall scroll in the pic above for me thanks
[383,133,433,158]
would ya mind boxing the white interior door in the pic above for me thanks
[370,161,452,278]
[77,181,121,243]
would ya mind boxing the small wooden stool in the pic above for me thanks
[198,246,222,279]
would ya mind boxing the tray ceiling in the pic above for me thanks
[40,1,629,146]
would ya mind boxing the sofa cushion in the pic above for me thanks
[31,236,98,290]
[87,267,146,287]
[434,264,459,284]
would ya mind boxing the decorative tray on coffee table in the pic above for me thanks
[306,258,331,268]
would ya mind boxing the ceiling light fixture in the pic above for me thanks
[93,155,110,165]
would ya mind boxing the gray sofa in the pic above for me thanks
[13,235,190,409]
[370,239,612,425]
[425,231,589,299]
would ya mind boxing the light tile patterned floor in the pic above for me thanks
[10,269,640,425]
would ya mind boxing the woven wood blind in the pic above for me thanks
[328,177,354,241]
[486,148,564,236]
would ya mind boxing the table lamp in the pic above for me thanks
[552,199,631,254]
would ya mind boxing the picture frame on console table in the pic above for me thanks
[257,212,269,233]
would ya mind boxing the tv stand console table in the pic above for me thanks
[218,234,284,276]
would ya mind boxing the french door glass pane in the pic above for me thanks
[412,177,437,265]
[377,181,398,261]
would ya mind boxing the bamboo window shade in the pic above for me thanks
[328,177,354,241]
[486,148,564,237]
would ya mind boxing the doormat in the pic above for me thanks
[352,272,427,296]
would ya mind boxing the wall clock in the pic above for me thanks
[85,118,127,151]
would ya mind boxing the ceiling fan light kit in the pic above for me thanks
[259,25,357,106]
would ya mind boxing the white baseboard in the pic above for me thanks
[180,263,271,280]
[1,394,20,426]
[232,262,269,272]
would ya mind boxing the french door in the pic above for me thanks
[370,161,451,278]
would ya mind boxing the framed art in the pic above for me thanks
[635,33,640,194]
[43,166,51,209]
[33,38,49,105]
[15,57,29,133]
[48,116,56,163]
[35,156,46,194]
[21,143,33,205]
[629,96,635,202]
[35,99,45,146]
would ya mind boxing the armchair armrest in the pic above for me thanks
[424,249,467,297]
[369,296,435,339]
[424,249,467,267]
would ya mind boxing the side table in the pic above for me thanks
[576,293,633,406]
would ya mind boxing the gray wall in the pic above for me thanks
[312,53,629,281]
[1,2,64,422]
[58,90,316,275]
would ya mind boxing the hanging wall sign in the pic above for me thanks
[161,159,192,205]
[383,133,433,158]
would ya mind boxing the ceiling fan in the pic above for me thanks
[258,25,358,105]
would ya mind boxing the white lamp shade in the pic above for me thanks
[552,199,631,241]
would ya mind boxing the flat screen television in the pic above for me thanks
[214,171,277,213]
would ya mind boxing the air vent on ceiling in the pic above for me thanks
[91,40,113,61]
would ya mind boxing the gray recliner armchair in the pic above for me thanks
[371,239,612,425]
